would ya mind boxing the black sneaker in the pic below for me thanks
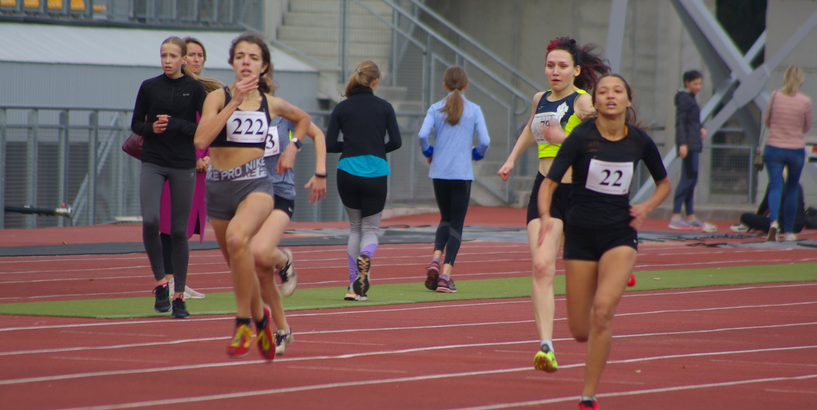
[425,260,440,290]
[153,282,171,313]
[171,296,190,319]
[277,249,297,297]
[353,254,370,296]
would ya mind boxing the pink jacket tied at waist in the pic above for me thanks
[159,147,209,242]
[765,91,812,150]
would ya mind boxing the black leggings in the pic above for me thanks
[336,170,388,218]
[433,179,472,266]
[140,162,195,293]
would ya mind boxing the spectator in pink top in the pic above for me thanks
[763,65,812,242]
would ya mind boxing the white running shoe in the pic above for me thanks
[274,328,294,355]
[767,221,779,242]
[184,286,205,299]
[668,217,693,230]
[169,277,206,299]
[730,223,749,233]
[781,233,797,242]
[278,248,297,297]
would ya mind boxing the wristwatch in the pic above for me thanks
[291,138,302,151]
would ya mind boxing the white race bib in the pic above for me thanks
[585,159,634,195]
[531,112,560,144]
[226,111,268,144]
[264,126,281,157]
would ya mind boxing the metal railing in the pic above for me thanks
[0,105,437,229]
[0,105,760,229]
[330,0,534,204]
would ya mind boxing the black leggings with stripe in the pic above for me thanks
[432,179,472,266]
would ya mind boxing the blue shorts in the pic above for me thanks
[564,223,638,261]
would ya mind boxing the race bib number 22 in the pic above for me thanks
[585,159,634,195]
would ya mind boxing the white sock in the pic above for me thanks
[540,339,554,352]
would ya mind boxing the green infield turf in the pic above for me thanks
[1,263,815,319]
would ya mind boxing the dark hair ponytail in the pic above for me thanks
[546,37,610,91]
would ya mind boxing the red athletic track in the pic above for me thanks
[1,207,816,409]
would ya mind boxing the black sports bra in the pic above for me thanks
[210,87,271,149]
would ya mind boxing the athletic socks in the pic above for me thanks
[254,314,268,331]
[236,317,251,327]
[540,339,554,352]
[580,396,596,403]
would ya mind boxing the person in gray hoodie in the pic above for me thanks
[669,70,707,230]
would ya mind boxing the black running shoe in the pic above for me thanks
[153,282,171,313]
[171,296,190,319]
[425,260,440,290]
[353,254,370,295]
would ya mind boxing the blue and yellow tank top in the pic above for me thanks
[535,89,587,158]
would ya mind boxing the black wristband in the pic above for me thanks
[314,173,327,178]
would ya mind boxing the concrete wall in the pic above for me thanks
[423,0,716,153]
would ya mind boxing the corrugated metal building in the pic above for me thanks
[0,23,333,228]
[0,23,319,110]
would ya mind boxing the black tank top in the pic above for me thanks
[211,87,272,149]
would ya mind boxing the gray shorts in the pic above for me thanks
[206,157,275,220]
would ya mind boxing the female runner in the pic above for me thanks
[194,33,311,359]
[537,74,671,410]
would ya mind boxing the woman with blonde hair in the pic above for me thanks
[326,60,402,301]
[159,36,223,301]
[418,65,490,293]
[132,36,209,318]
[763,65,812,241]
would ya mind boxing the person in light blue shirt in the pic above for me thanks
[418,65,490,293]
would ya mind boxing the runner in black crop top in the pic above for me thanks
[211,86,271,150]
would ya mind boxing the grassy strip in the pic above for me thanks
[1,263,815,319]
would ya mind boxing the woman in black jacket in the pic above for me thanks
[325,60,402,301]
[131,36,207,319]
[669,70,707,230]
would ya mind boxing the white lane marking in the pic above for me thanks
[1,287,815,333]
[292,340,386,346]
[285,365,409,374]
[51,356,170,365]
[711,359,817,368]
[60,330,167,338]
[764,388,817,395]
[2,323,816,385]
[448,373,817,410]
[42,346,817,410]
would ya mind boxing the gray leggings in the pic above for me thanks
[140,162,195,293]
[345,207,381,283]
